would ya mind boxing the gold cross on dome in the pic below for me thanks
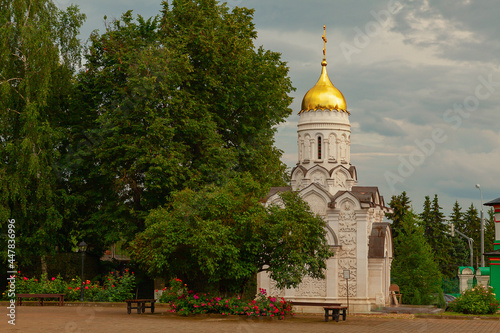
[322,25,327,59]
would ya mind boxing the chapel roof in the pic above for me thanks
[299,26,347,114]
[484,197,500,206]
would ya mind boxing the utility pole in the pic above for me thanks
[476,184,485,267]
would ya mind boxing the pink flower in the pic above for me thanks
[51,277,55,281]
[193,295,199,300]
[23,277,28,281]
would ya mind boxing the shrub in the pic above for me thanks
[159,279,293,319]
[2,270,135,302]
[437,290,446,309]
[447,286,499,315]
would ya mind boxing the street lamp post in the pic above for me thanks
[476,184,485,267]
[78,241,88,302]
[343,270,350,314]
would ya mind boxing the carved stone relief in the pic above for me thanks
[304,193,327,216]
[269,279,285,297]
[304,136,311,160]
[339,137,347,162]
[338,259,357,297]
[311,171,326,188]
[338,201,357,297]
[328,134,336,160]
[298,139,303,161]
[294,170,304,190]
[335,172,347,189]
[295,276,326,297]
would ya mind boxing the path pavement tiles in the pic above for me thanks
[2,306,500,333]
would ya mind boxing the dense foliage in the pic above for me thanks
[3,271,135,302]
[159,278,293,318]
[1,0,296,275]
[67,0,294,249]
[131,174,332,293]
[391,211,443,305]
[0,0,85,268]
[447,286,499,315]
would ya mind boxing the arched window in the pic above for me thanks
[317,136,322,160]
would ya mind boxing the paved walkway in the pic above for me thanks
[2,305,500,333]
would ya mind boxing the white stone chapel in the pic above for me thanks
[257,28,393,313]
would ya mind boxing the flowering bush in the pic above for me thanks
[159,279,293,319]
[447,286,499,315]
[3,270,135,302]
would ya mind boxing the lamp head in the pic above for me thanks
[475,184,481,189]
[78,241,88,252]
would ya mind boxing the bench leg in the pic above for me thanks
[324,309,329,322]
[342,309,346,321]
[127,303,131,314]
[334,309,340,322]
[142,302,146,313]
[137,302,141,314]
[151,302,155,313]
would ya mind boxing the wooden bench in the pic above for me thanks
[125,299,156,314]
[289,301,347,322]
[17,293,65,306]
[323,305,348,322]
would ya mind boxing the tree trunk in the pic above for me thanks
[41,255,48,277]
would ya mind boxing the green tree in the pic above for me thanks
[448,201,470,268]
[130,174,332,293]
[391,211,442,304]
[485,207,495,253]
[387,191,411,239]
[69,0,294,249]
[0,0,85,269]
[420,195,454,277]
[463,204,481,268]
[160,0,294,186]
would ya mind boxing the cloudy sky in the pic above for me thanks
[56,0,500,216]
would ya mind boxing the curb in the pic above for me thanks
[0,301,170,308]
[415,314,500,321]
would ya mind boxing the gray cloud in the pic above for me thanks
[62,0,500,214]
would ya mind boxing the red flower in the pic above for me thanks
[69,287,71,290]
[51,277,56,281]
[85,286,88,289]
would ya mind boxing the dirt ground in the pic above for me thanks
[2,304,500,333]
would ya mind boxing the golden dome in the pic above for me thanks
[300,59,347,113]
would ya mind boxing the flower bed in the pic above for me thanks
[447,285,499,315]
[159,279,293,319]
[2,270,135,302]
